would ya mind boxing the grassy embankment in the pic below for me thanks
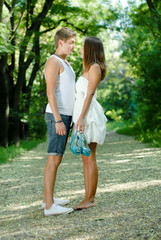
[107,120,161,148]
[0,139,43,164]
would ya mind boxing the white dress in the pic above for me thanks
[72,76,107,145]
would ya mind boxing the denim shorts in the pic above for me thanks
[45,112,72,156]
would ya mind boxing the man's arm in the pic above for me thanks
[45,57,66,135]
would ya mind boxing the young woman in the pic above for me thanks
[72,36,107,210]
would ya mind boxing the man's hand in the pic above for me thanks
[55,122,66,135]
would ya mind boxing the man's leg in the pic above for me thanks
[43,155,62,209]
[43,153,73,216]
[43,113,73,215]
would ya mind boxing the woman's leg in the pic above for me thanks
[87,142,98,201]
[83,155,89,200]
[75,142,98,210]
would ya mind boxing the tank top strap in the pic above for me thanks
[52,54,70,69]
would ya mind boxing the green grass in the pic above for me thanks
[0,139,43,164]
[107,120,161,147]
[106,120,138,134]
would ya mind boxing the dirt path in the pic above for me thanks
[0,132,161,240]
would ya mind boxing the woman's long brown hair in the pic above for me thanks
[83,36,106,80]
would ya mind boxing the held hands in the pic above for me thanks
[55,122,66,135]
[76,117,85,133]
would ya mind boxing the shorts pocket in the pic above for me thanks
[46,119,52,137]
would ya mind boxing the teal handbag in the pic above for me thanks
[70,130,91,156]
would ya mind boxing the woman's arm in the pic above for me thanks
[76,64,101,132]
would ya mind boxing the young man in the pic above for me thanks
[42,27,76,216]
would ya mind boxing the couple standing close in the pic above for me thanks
[42,27,107,216]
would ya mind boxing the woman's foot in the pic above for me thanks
[74,199,96,210]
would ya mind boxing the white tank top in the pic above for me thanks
[45,54,76,116]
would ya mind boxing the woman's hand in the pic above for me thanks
[76,117,85,133]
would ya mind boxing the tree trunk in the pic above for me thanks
[10,59,26,146]
[0,55,9,147]
[146,0,161,32]
[11,0,54,143]
[0,0,9,147]
[0,0,4,22]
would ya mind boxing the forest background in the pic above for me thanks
[0,0,161,161]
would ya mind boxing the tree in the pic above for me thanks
[0,0,116,147]
[121,0,161,131]
[0,0,9,147]
[0,0,56,146]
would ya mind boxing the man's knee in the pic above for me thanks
[48,155,62,167]
[54,156,62,167]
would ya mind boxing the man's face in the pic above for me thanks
[61,37,76,55]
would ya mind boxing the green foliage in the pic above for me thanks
[106,109,123,122]
[137,129,161,147]
[0,23,14,54]
[120,1,161,134]
[116,124,140,136]
[97,59,136,122]
[96,27,138,124]
[28,74,47,139]
[29,112,47,139]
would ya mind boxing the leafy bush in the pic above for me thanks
[121,2,161,134]
[106,109,123,122]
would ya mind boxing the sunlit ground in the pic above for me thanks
[0,132,161,240]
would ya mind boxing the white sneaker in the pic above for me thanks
[41,198,70,209]
[44,203,73,216]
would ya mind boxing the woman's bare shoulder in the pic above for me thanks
[88,63,101,77]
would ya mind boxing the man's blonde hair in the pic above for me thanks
[54,27,76,48]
